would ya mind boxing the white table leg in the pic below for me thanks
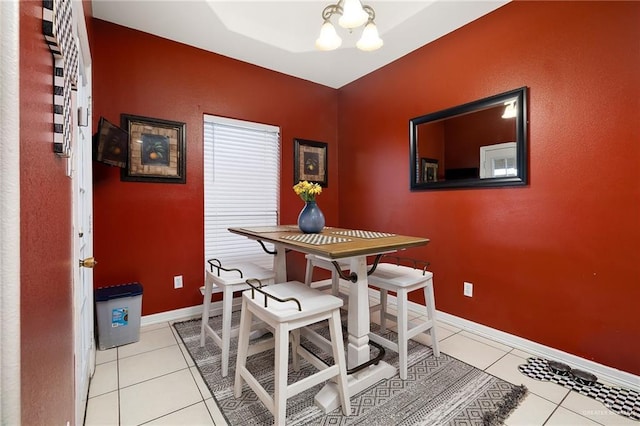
[347,257,371,369]
[315,364,396,412]
[273,242,287,282]
[315,255,396,413]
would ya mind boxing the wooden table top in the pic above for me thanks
[228,225,429,260]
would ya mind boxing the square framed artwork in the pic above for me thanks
[294,138,328,187]
[421,157,439,183]
[94,116,128,168]
[120,114,186,183]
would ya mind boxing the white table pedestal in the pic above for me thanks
[314,362,397,413]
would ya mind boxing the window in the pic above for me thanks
[491,157,517,177]
[480,142,517,179]
[203,115,280,271]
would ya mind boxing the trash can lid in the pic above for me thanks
[95,282,143,302]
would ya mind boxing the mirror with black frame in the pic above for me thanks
[410,87,528,190]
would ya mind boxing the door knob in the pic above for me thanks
[79,257,97,268]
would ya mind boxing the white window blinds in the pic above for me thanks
[203,115,280,270]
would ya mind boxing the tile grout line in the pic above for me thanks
[117,346,122,426]
[136,401,206,426]
[483,349,513,374]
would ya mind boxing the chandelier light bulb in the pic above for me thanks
[356,21,383,51]
[338,0,369,29]
[315,20,342,51]
[316,1,382,51]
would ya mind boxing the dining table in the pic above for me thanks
[228,225,429,413]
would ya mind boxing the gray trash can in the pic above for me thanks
[95,282,143,350]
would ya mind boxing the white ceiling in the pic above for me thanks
[91,0,509,89]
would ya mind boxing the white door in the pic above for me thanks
[72,5,94,423]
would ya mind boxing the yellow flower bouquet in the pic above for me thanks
[293,181,322,202]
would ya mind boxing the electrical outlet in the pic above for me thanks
[463,281,473,297]
[174,275,183,289]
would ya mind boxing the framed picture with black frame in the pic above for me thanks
[120,114,186,183]
[294,138,328,187]
[94,116,128,168]
[421,157,439,183]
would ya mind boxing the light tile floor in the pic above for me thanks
[85,302,636,425]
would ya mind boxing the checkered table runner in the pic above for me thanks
[280,234,351,245]
[518,357,639,421]
[331,230,396,239]
[43,0,79,158]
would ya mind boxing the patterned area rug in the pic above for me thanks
[173,313,526,425]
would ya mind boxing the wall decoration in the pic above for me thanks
[42,0,79,157]
[294,139,328,187]
[94,117,128,168]
[120,114,186,183]
[421,158,439,182]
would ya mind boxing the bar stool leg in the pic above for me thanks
[424,282,440,357]
[397,288,409,380]
[221,286,234,377]
[379,289,388,332]
[304,257,314,286]
[234,298,252,398]
[328,309,351,415]
[331,271,340,296]
[200,279,213,347]
[273,323,289,426]
[291,329,300,372]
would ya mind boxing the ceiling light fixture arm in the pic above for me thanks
[321,1,376,23]
[321,2,342,22]
[362,5,375,22]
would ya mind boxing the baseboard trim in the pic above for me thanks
[141,297,242,327]
[142,281,639,392]
[437,310,638,390]
[141,306,201,326]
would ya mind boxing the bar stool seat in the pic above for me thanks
[199,259,274,377]
[234,280,351,425]
[367,261,440,380]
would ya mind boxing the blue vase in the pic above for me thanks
[297,201,325,234]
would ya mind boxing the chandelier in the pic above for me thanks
[315,0,383,51]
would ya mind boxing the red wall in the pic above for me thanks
[20,1,75,423]
[338,1,640,375]
[91,20,339,314]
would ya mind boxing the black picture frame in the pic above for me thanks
[94,116,129,168]
[421,157,439,183]
[120,114,186,183]
[294,138,328,187]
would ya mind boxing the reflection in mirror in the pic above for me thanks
[410,87,528,190]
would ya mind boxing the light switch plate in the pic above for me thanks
[174,275,183,289]
[464,282,473,297]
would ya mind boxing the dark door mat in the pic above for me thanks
[518,357,639,421]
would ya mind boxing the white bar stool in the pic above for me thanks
[304,254,349,296]
[199,259,274,377]
[234,279,351,425]
[367,258,440,380]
